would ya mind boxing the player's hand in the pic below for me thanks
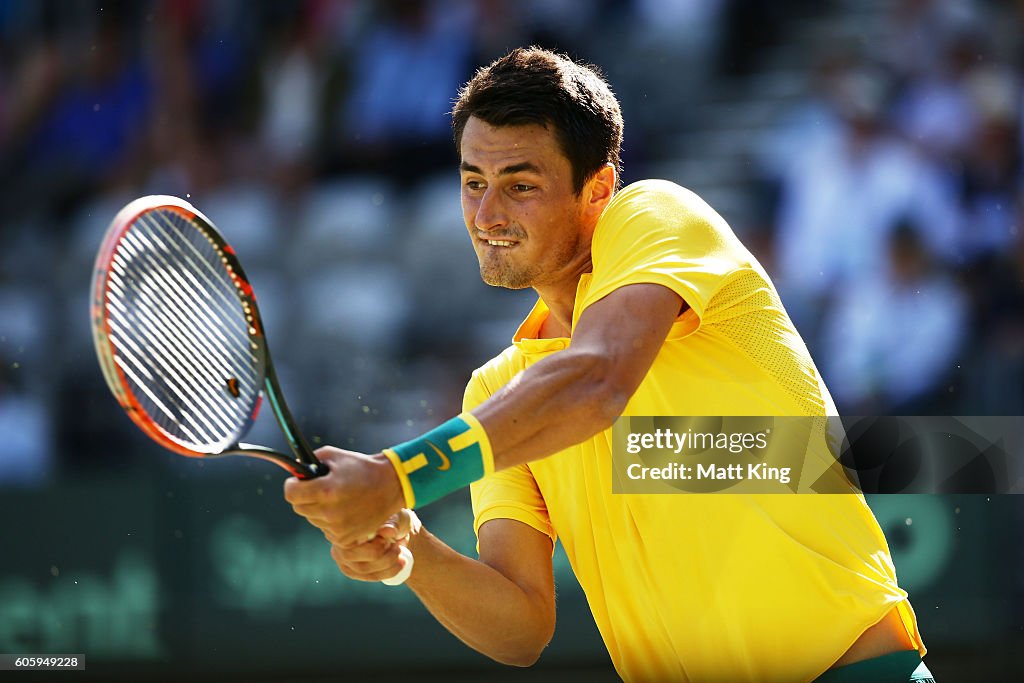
[329,510,421,582]
[284,446,405,547]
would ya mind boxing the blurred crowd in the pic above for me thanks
[759,0,1024,420]
[0,0,1022,484]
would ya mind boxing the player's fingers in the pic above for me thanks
[347,558,405,581]
[331,544,403,582]
[336,524,382,549]
[335,530,384,550]
[395,508,420,540]
[330,535,393,562]
[283,475,327,504]
[331,545,379,582]
[347,544,402,573]
[312,445,366,465]
[288,502,330,524]
[376,516,401,542]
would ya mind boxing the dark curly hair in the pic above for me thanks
[452,47,623,194]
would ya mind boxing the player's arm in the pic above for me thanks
[476,282,684,468]
[286,283,683,544]
[331,513,555,667]
[406,518,554,666]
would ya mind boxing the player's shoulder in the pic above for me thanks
[600,179,730,234]
[595,178,738,261]
[606,178,716,213]
[467,344,524,395]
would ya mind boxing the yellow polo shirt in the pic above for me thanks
[467,180,924,682]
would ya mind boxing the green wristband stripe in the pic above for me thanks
[389,415,488,508]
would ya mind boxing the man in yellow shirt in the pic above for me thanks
[285,47,933,682]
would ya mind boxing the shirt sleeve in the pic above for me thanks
[463,369,556,547]
[579,179,751,322]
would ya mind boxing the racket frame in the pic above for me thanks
[91,195,325,479]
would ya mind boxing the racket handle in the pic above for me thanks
[381,545,414,586]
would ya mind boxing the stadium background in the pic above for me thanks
[0,0,1021,680]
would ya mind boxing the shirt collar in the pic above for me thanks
[511,274,594,354]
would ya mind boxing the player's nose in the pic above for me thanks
[474,187,508,231]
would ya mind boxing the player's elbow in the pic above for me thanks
[499,650,543,668]
[482,602,555,667]
[489,629,553,667]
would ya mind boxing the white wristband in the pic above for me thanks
[381,545,414,586]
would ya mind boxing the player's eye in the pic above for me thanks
[464,179,485,191]
[511,183,535,193]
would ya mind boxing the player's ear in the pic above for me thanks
[582,163,616,219]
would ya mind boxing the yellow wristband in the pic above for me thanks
[382,448,417,509]
[457,412,495,476]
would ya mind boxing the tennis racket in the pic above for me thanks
[91,195,413,586]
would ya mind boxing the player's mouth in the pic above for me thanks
[476,234,521,248]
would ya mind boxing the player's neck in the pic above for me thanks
[534,282,578,339]
[533,247,593,338]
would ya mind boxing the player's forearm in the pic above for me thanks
[404,527,554,666]
[378,349,622,514]
[474,348,627,471]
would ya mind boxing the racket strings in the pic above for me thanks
[106,255,251,445]
[102,208,263,451]
[140,210,260,373]
[105,309,225,441]
[112,226,254,396]
[107,260,237,394]
[107,225,257,445]
[105,294,245,443]
[117,223,254,376]
[139,212,253,343]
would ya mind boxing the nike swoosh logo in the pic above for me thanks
[425,441,451,471]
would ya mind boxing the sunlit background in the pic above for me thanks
[1,0,1022,680]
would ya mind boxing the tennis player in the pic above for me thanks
[285,47,934,682]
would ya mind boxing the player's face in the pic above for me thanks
[459,117,591,291]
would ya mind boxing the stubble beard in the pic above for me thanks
[479,257,539,289]
[477,232,583,290]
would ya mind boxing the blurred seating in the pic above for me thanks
[199,182,285,268]
[0,283,51,383]
[295,261,410,355]
[0,359,53,486]
[290,177,397,269]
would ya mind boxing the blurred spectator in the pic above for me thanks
[881,0,982,83]
[0,18,63,170]
[329,0,471,183]
[770,67,959,336]
[960,197,1024,414]
[756,42,858,203]
[889,22,985,163]
[160,0,258,140]
[952,66,1023,263]
[11,11,152,217]
[821,221,967,413]
[257,6,324,194]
